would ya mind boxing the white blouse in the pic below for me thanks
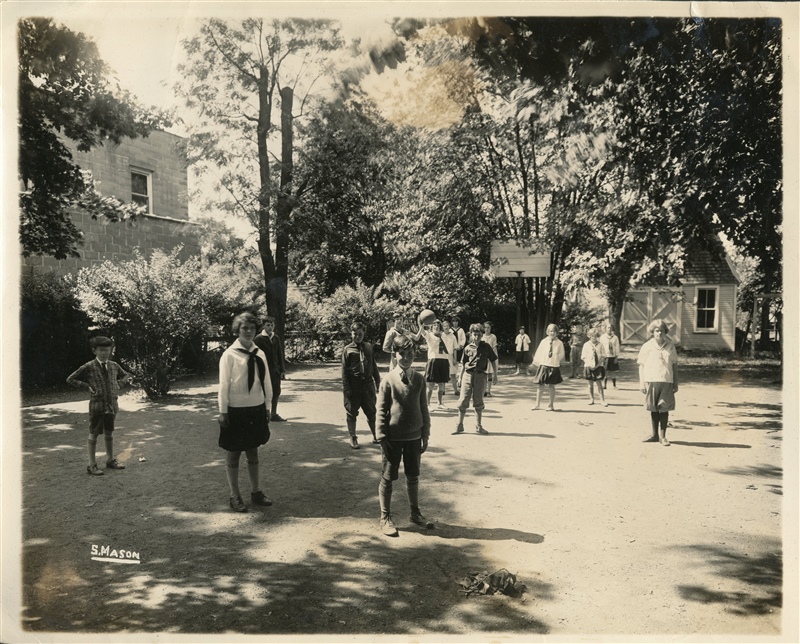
[218,339,272,413]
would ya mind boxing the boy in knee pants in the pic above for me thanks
[376,335,432,536]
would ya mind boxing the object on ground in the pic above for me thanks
[458,568,525,596]
[419,309,437,325]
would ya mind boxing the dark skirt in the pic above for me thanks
[425,358,451,384]
[606,357,620,372]
[532,365,563,385]
[219,403,270,452]
[584,365,606,381]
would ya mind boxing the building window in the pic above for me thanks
[695,286,718,332]
[131,170,152,212]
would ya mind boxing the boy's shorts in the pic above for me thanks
[457,372,486,412]
[89,413,116,436]
[381,438,422,481]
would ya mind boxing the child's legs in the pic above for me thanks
[344,386,362,435]
[362,388,378,435]
[245,447,261,492]
[457,375,473,423]
[270,370,281,414]
[102,414,116,460]
[548,384,556,407]
[588,380,595,398]
[426,382,435,405]
[650,411,660,435]
[402,440,423,511]
[436,383,444,405]
[471,373,487,410]
[225,450,243,497]
[379,442,402,516]
[535,384,543,407]
[597,381,606,402]
[450,373,459,394]
[486,371,492,393]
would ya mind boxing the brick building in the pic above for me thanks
[22,129,200,276]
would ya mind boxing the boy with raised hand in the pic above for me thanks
[67,336,131,476]
[376,334,432,536]
[454,323,498,435]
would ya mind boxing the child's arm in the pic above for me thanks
[419,376,431,452]
[66,365,94,394]
[116,363,133,386]
[375,379,391,445]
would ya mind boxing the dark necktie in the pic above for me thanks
[401,369,409,385]
[548,341,553,358]
[236,348,266,395]
[101,362,109,379]
[438,339,447,354]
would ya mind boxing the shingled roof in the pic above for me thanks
[681,240,740,285]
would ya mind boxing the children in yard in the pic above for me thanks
[67,336,132,476]
[530,324,565,411]
[441,320,461,395]
[341,321,381,449]
[412,316,456,410]
[582,327,608,406]
[569,325,588,378]
[218,312,273,512]
[514,326,532,375]
[600,322,621,390]
[254,315,286,422]
[481,321,499,396]
[637,319,679,446]
[376,334,433,536]
[454,323,498,435]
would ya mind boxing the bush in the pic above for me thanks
[74,247,255,397]
[20,270,91,389]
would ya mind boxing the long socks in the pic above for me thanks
[379,478,392,518]
[406,476,420,514]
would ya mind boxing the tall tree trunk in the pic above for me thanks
[256,64,276,312]
[271,86,294,336]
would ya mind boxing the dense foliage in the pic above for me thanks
[18,18,167,259]
[73,248,256,397]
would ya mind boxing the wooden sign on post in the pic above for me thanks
[490,241,551,278]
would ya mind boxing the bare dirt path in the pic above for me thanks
[15,351,786,639]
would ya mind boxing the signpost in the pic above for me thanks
[490,241,551,333]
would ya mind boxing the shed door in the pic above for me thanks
[621,290,649,344]
[621,289,682,345]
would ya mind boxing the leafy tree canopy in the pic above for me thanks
[18,18,169,259]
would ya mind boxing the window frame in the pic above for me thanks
[693,285,720,333]
[130,168,153,213]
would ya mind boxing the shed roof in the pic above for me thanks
[681,242,740,285]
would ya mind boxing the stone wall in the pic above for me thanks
[22,210,201,276]
[22,130,199,277]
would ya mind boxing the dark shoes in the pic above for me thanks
[251,490,273,506]
[476,427,489,435]
[452,424,465,435]
[349,436,360,450]
[642,435,659,443]
[87,464,104,476]
[270,413,285,422]
[229,495,248,512]
[380,514,398,536]
[106,459,125,470]
[410,512,435,529]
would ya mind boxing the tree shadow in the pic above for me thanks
[675,543,782,616]
[20,377,557,636]
[715,464,782,479]
[419,523,544,544]
[668,441,752,449]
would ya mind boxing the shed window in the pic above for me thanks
[695,287,718,332]
[131,170,152,212]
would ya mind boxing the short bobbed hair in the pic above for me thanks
[546,323,559,334]
[351,321,365,331]
[587,327,601,339]
[232,312,260,334]
[648,319,669,335]
[468,323,484,335]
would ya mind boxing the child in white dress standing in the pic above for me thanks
[531,324,565,411]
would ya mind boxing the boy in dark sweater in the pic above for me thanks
[376,335,432,536]
[454,323,498,435]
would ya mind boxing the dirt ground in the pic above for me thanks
[10,349,792,641]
